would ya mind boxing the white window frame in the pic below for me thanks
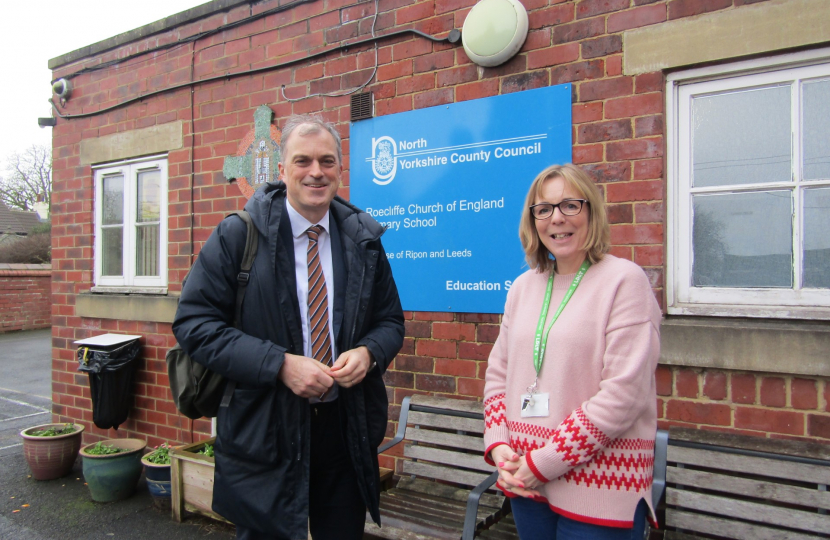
[667,48,830,320]
[93,155,168,291]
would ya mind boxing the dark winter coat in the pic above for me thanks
[172,181,404,539]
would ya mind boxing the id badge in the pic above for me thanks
[520,393,549,418]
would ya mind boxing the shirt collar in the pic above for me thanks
[286,200,330,239]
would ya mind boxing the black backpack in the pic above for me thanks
[166,211,258,419]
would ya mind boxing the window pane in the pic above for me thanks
[102,176,124,225]
[692,86,791,188]
[693,191,792,288]
[803,188,830,288]
[137,169,161,223]
[101,227,123,276]
[803,79,830,181]
[135,224,159,276]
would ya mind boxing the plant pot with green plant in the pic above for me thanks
[79,438,146,502]
[20,423,85,480]
[141,443,172,508]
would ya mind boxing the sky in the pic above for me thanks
[0,0,210,161]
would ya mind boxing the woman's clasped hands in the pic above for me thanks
[491,444,542,499]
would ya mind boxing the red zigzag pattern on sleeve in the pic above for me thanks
[484,393,506,428]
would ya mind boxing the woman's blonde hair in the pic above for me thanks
[519,163,610,273]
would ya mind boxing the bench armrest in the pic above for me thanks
[378,396,412,454]
[461,470,500,540]
[652,429,668,509]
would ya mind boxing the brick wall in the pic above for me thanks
[48,0,826,452]
[0,264,52,333]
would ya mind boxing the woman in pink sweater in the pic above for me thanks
[483,163,661,539]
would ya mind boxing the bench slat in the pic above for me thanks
[667,488,830,534]
[396,476,504,509]
[381,491,495,524]
[405,425,485,452]
[667,465,830,510]
[364,521,449,540]
[411,395,484,415]
[403,459,493,488]
[666,508,824,540]
[366,514,459,540]
[408,410,485,433]
[668,445,830,484]
[404,443,494,473]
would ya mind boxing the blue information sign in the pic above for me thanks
[350,85,572,313]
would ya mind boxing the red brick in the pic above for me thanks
[605,93,663,119]
[458,342,493,361]
[666,401,731,426]
[397,1,433,24]
[393,39,433,61]
[607,137,662,161]
[760,377,786,407]
[580,76,633,102]
[610,223,663,245]
[703,371,727,401]
[635,115,663,138]
[416,339,456,358]
[668,0,732,20]
[527,43,580,70]
[808,415,830,439]
[792,378,818,410]
[414,88,453,109]
[573,144,603,164]
[521,28,552,52]
[528,4,574,30]
[405,320,431,338]
[634,245,663,266]
[377,60,414,81]
[457,79,499,102]
[607,4,666,32]
[384,370,414,388]
[656,366,672,396]
[552,17,605,44]
[676,369,699,398]
[607,180,663,203]
[416,374,457,393]
[577,0,629,18]
[394,355,434,373]
[551,60,605,85]
[413,311,455,322]
[573,102,603,124]
[635,72,663,94]
[732,373,757,404]
[582,161,631,184]
[502,71,549,95]
[433,322,476,341]
[437,65,477,87]
[606,55,622,76]
[634,202,663,223]
[607,203,633,224]
[435,359,477,377]
[397,73,436,95]
[476,325,500,343]
[413,50,455,73]
[735,407,804,435]
[633,159,663,180]
[581,35,623,59]
[578,119,632,143]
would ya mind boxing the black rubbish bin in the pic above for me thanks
[76,334,142,430]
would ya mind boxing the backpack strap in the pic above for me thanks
[220,210,259,407]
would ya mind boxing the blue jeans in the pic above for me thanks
[510,497,648,540]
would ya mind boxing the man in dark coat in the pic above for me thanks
[172,114,404,540]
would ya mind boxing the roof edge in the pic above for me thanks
[48,0,252,70]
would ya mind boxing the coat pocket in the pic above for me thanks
[363,373,388,449]
[217,388,278,464]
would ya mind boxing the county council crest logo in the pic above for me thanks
[370,136,397,185]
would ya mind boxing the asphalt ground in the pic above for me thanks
[0,329,237,540]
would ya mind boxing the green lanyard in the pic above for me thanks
[532,259,591,377]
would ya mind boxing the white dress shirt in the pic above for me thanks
[286,201,338,402]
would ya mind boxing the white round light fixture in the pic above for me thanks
[462,0,528,68]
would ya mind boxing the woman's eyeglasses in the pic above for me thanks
[529,199,588,220]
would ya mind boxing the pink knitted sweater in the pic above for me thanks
[483,255,661,528]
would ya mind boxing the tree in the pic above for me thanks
[0,145,52,211]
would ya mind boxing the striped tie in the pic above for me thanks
[306,225,332,367]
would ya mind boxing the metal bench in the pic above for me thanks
[661,427,830,540]
[365,395,506,540]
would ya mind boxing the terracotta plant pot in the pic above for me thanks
[20,423,85,480]
[141,454,172,508]
[80,438,146,502]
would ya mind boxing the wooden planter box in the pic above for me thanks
[170,438,229,524]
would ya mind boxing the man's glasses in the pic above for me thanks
[529,199,588,220]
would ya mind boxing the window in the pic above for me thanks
[93,156,167,289]
[667,50,830,319]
